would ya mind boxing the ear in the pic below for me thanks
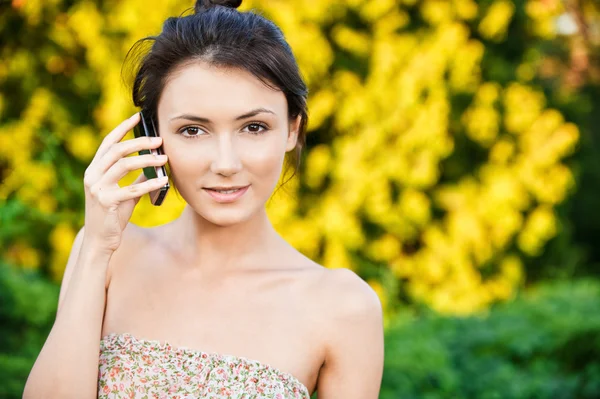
[285,115,302,152]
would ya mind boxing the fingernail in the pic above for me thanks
[130,112,139,120]
[151,137,161,142]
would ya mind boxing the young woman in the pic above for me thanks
[23,1,384,397]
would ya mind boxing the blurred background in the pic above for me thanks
[1,0,599,397]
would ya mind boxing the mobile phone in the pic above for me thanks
[133,111,170,206]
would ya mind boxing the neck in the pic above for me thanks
[169,204,279,277]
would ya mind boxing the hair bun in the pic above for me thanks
[195,0,242,13]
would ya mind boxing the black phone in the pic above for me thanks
[133,111,170,206]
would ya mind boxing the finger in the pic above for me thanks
[113,176,169,203]
[93,136,163,176]
[101,153,168,185]
[118,169,148,188]
[92,112,141,163]
[131,172,149,205]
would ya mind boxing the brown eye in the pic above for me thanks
[180,126,205,139]
[244,123,269,135]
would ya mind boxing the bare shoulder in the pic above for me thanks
[312,267,383,320]
[309,267,385,398]
[284,248,379,306]
[105,222,155,283]
[278,253,381,319]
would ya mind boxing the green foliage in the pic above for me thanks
[381,279,600,399]
[0,263,58,398]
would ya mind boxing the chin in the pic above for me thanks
[178,184,268,226]
[187,201,261,227]
[202,210,254,227]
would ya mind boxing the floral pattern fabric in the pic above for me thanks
[98,332,310,399]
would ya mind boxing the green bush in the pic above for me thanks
[381,279,600,399]
[0,263,58,398]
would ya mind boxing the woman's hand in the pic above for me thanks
[82,113,168,253]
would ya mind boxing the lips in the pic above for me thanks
[202,185,250,203]
[204,185,248,191]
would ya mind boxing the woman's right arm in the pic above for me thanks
[22,228,113,399]
[23,113,169,398]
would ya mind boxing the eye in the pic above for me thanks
[243,122,269,135]
[179,126,205,139]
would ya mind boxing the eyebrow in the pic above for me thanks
[169,107,276,123]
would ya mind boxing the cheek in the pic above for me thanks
[240,138,286,179]
[162,139,209,183]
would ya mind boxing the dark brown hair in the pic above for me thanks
[123,0,308,189]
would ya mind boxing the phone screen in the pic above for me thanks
[133,111,170,206]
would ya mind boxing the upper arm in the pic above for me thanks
[316,268,385,398]
[56,226,86,315]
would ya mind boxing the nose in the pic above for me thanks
[210,134,242,177]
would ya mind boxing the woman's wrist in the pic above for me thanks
[78,236,115,265]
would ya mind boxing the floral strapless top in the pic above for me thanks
[98,332,311,398]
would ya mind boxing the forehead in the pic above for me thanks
[158,62,287,118]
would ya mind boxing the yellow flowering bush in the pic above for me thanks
[0,0,582,317]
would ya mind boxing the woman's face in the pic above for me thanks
[156,62,300,226]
